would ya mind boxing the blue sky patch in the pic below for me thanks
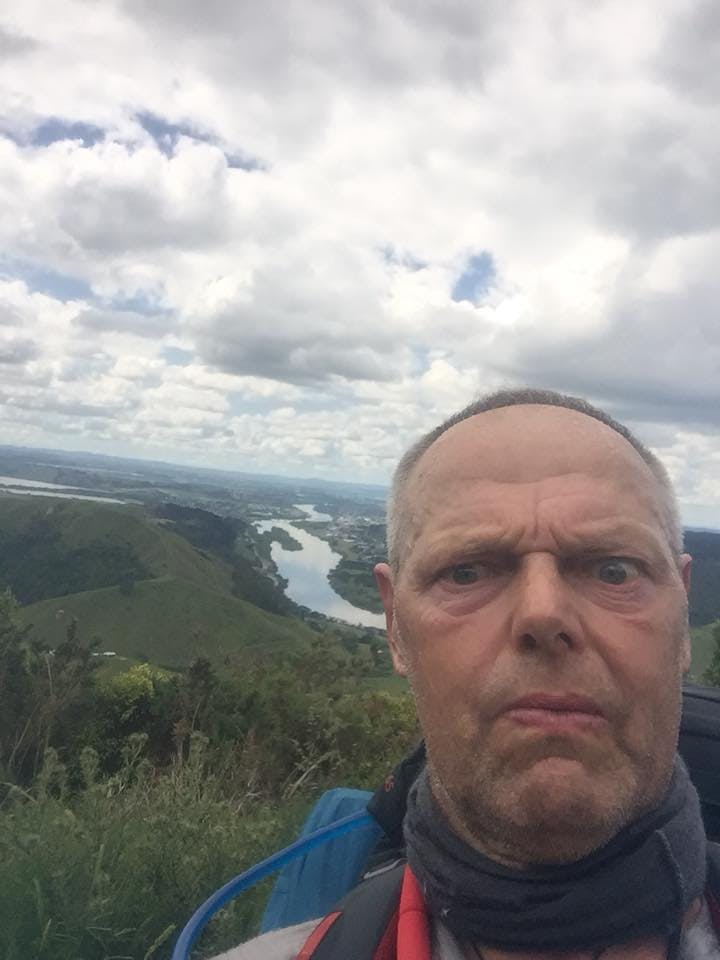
[162,346,195,366]
[137,111,211,157]
[32,118,105,148]
[138,111,262,170]
[381,245,427,271]
[5,262,93,301]
[451,252,496,304]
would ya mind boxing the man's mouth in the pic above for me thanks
[503,692,607,732]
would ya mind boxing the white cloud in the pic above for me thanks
[0,0,717,525]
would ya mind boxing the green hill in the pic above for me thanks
[0,494,234,601]
[18,576,318,669]
[685,530,720,627]
[689,620,720,682]
[0,495,318,668]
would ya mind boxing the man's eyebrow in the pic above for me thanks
[560,522,668,553]
[413,530,518,570]
[416,522,668,566]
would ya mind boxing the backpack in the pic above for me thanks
[260,743,426,933]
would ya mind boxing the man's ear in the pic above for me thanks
[680,553,692,595]
[373,562,409,677]
[680,553,693,672]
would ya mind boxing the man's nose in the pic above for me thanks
[510,553,578,653]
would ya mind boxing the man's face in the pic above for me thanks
[375,406,691,866]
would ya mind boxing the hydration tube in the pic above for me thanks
[171,808,374,960]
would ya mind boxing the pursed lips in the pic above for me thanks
[503,693,607,732]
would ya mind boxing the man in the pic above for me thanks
[216,388,720,959]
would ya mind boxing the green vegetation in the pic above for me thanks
[1,751,305,960]
[265,526,303,551]
[690,620,720,682]
[0,496,313,669]
[19,578,319,669]
[699,621,720,686]
[0,595,418,959]
[0,495,234,596]
[685,530,720,627]
[328,558,384,614]
[154,504,293,616]
[0,501,152,604]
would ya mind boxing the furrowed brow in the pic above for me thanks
[411,530,514,577]
[559,523,669,563]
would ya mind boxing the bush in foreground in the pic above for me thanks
[1,596,418,958]
[1,736,309,960]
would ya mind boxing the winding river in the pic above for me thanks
[256,507,386,630]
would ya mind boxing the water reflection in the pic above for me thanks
[0,476,126,504]
[0,476,73,490]
[256,519,385,629]
[0,489,126,504]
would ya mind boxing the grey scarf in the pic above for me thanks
[404,757,707,954]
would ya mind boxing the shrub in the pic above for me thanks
[0,736,310,960]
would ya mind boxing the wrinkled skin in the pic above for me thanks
[375,405,692,867]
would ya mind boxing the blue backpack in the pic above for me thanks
[260,787,382,932]
[261,740,427,933]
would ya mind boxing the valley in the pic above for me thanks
[0,444,719,683]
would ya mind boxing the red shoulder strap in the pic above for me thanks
[296,913,342,960]
[396,867,432,960]
[294,864,432,960]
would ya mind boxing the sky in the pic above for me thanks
[0,0,719,527]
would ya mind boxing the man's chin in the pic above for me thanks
[451,757,638,865]
[500,758,634,861]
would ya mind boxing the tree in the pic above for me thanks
[702,622,720,687]
[0,592,99,786]
[0,590,39,783]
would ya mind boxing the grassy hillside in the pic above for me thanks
[685,530,720,627]
[1,495,318,668]
[19,577,319,668]
[0,494,234,598]
[689,620,719,682]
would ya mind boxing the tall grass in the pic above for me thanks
[0,735,310,960]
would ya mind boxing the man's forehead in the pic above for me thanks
[415,510,668,561]
[400,405,667,558]
[409,404,654,491]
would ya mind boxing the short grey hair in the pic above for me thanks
[387,387,683,573]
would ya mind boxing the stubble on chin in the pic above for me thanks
[425,740,658,867]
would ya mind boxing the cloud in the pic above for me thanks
[75,307,174,338]
[0,25,37,57]
[482,230,720,430]
[0,337,38,365]
[655,0,720,104]
[0,0,717,525]
[193,255,415,385]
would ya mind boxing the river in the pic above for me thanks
[256,507,386,630]
[0,475,127,504]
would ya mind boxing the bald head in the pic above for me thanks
[388,389,682,574]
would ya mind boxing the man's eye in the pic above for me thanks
[444,562,494,585]
[592,558,641,585]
